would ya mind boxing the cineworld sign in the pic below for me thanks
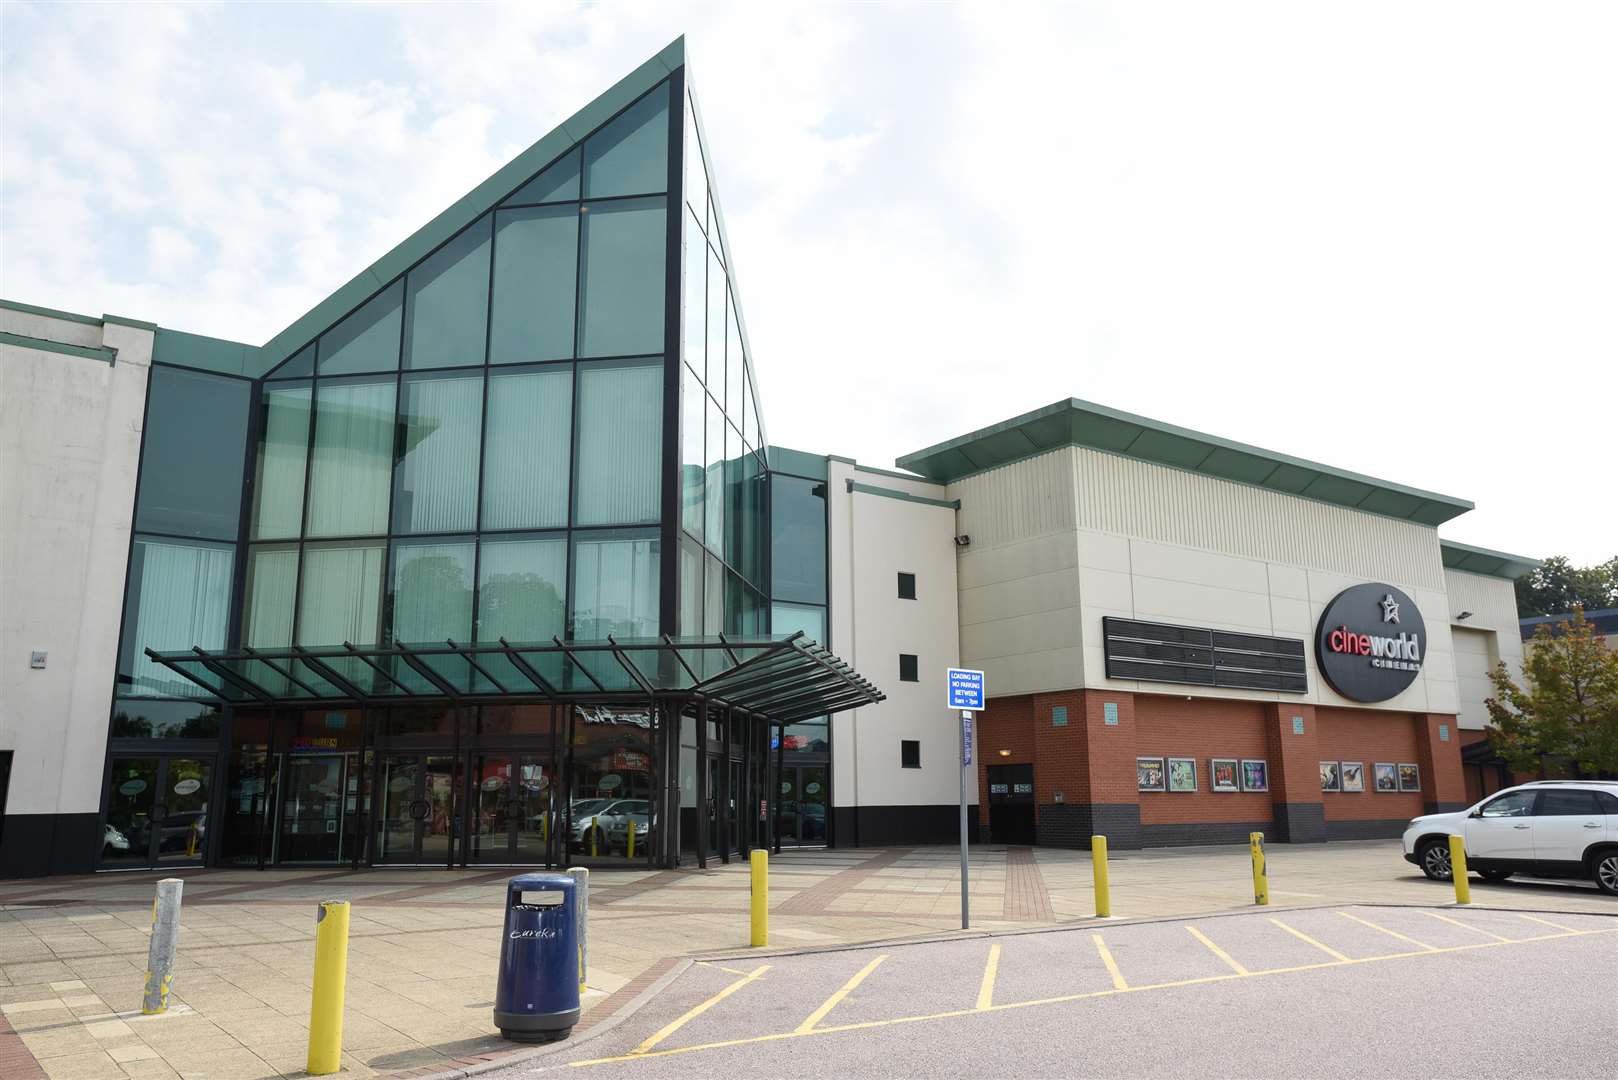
[1315,582,1426,703]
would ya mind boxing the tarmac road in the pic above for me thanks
[504,904,1618,1080]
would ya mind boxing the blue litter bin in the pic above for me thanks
[493,873,580,1042]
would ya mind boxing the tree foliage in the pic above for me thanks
[1486,608,1618,778]
[1514,555,1618,618]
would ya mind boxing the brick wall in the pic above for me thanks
[974,694,1037,827]
[1133,694,1273,826]
[1315,707,1424,822]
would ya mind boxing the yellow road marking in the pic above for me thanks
[1267,917,1351,962]
[975,944,1001,1011]
[795,954,887,1033]
[1515,912,1578,934]
[1186,926,1249,975]
[1418,910,1513,942]
[1338,910,1436,951]
[570,925,1617,1069]
[700,963,754,977]
[1092,934,1128,990]
[630,964,769,1055]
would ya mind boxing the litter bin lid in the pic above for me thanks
[508,872,574,891]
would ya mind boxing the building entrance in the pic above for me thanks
[777,764,829,845]
[373,755,458,866]
[466,753,556,864]
[101,755,213,869]
[987,763,1035,845]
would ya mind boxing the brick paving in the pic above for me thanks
[2,841,1612,1079]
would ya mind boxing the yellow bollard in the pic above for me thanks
[590,821,599,857]
[1091,835,1111,918]
[626,822,636,860]
[306,900,350,1076]
[1449,834,1471,904]
[1250,832,1269,906]
[750,849,768,946]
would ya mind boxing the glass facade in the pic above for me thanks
[102,65,809,873]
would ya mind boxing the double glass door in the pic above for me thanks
[102,756,214,868]
[777,764,829,846]
[467,753,555,864]
[374,755,458,865]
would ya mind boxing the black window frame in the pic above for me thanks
[897,571,916,600]
[898,653,919,682]
[900,740,920,769]
[1534,789,1603,817]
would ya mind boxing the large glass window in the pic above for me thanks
[318,281,403,376]
[679,538,703,638]
[404,216,492,370]
[574,361,662,526]
[393,373,482,534]
[680,364,705,540]
[578,197,666,358]
[771,474,827,603]
[477,536,567,644]
[483,367,572,530]
[135,366,251,541]
[741,451,765,588]
[297,541,386,646]
[306,378,396,537]
[119,537,234,696]
[772,601,825,643]
[390,539,475,643]
[571,532,659,640]
[583,82,669,199]
[503,147,580,206]
[704,392,725,554]
[490,206,578,364]
[683,91,708,228]
[682,210,705,376]
[250,383,311,540]
[703,551,724,637]
[705,246,725,387]
[724,427,744,569]
[725,286,744,420]
[242,543,299,648]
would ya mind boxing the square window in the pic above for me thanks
[901,740,920,769]
[899,654,919,682]
[897,571,916,600]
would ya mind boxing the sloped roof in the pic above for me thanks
[1439,539,1541,579]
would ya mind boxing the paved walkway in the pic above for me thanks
[1,842,1611,1079]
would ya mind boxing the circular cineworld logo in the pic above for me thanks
[1315,583,1425,703]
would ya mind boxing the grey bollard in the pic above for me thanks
[141,878,184,1014]
[566,867,589,992]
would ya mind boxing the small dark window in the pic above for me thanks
[1536,790,1602,816]
[901,740,921,768]
[899,654,919,682]
[897,572,916,600]
[1595,791,1618,814]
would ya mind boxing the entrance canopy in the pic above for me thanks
[144,633,882,724]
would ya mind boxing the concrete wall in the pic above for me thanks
[827,463,968,841]
[0,310,151,873]
[1442,569,1524,731]
[950,447,1460,715]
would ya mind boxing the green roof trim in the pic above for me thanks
[252,36,686,378]
[1,330,116,365]
[853,462,930,484]
[847,479,959,511]
[767,446,830,481]
[103,313,158,331]
[152,328,258,378]
[1440,540,1541,580]
[0,298,103,327]
[896,397,1476,528]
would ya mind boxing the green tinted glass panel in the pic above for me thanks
[704,392,725,554]
[680,363,705,540]
[477,536,566,643]
[679,537,702,638]
[741,450,764,588]
[683,91,707,229]
[136,365,251,541]
[571,532,659,639]
[242,543,298,649]
[404,216,492,370]
[705,245,724,386]
[306,379,396,537]
[725,284,744,419]
[771,474,826,603]
[503,147,581,206]
[724,424,743,568]
[490,206,578,364]
[483,367,572,530]
[119,537,234,697]
[771,601,825,642]
[574,360,661,526]
[318,281,403,375]
[393,373,482,534]
[390,539,474,644]
[583,81,669,198]
[682,207,705,376]
[250,384,311,540]
[298,541,386,646]
[703,551,723,636]
[578,197,666,357]
[268,344,314,380]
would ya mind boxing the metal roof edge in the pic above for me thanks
[1439,539,1542,580]
[0,330,117,365]
[152,327,259,378]
[0,297,104,327]
[251,36,686,378]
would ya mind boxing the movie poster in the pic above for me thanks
[1137,757,1166,791]
[1168,758,1197,792]
[1241,759,1269,792]
[1398,763,1421,791]
[1340,762,1365,792]
[1320,761,1341,791]
[1211,758,1239,792]
[1374,763,1399,791]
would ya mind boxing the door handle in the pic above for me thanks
[1584,823,1601,829]
[1512,824,1530,830]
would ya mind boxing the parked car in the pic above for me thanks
[1402,780,1618,895]
[103,824,131,855]
[573,799,649,845]
[606,808,654,853]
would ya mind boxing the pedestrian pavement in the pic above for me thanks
[1,841,1611,1079]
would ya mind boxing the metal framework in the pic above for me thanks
[145,632,881,724]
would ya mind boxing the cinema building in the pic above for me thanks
[0,39,1538,877]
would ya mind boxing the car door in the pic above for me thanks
[1530,789,1606,875]
[1463,789,1537,866]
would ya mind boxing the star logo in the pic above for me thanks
[1380,593,1400,624]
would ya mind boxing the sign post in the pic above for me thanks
[947,668,986,930]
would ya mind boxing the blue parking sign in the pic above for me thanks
[947,668,985,711]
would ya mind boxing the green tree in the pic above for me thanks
[1514,555,1618,617]
[1486,608,1618,778]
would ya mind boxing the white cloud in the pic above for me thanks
[1,1,1612,563]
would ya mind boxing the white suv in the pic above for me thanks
[1402,780,1618,896]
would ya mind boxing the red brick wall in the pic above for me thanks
[975,695,1037,825]
[1078,690,1139,807]
[1032,691,1089,805]
[1316,707,1423,821]
[1134,694,1273,825]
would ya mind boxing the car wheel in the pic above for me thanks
[1479,869,1513,882]
[1418,839,1453,881]
[1594,851,1618,897]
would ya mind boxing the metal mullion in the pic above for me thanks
[716,705,731,862]
[398,649,464,701]
[293,646,373,701]
[695,699,708,870]
[339,644,417,696]
[241,648,326,699]
[140,648,232,702]
[606,635,658,698]
[496,639,562,700]
[227,378,265,660]
[190,649,275,705]
[555,636,607,692]
[735,671,847,712]
[660,634,702,685]
[448,638,508,694]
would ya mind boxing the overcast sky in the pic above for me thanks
[3,2,1613,564]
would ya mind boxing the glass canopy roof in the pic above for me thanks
[143,632,882,725]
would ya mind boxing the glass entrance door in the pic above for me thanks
[777,765,828,846]
[103,757,159,867]
[102,756,213,868]
[277,754,350,863]
[373,754,459,865]
[468,754,556,864]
